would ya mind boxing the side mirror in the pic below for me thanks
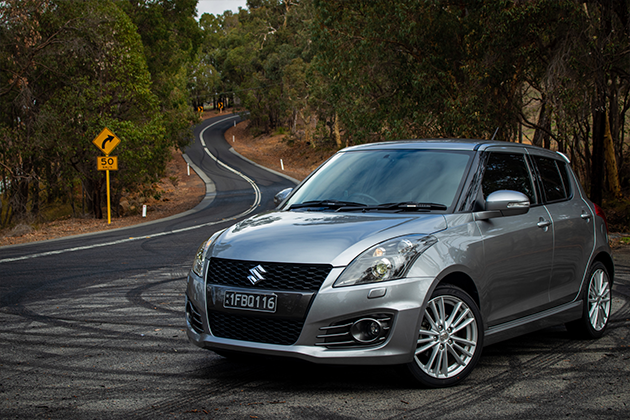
[475,190,530,220]
[274,188,293,206]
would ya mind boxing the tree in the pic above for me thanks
[0,0,176,222]
[310,0,629,205]
[118,0,203,148]
[467,1,629,204]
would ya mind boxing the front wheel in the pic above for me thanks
[565,261,612,339]
[405,285,484,388]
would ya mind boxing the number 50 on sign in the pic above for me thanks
[97,156,118,171]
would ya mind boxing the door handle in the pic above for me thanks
[537,219,552,229]
[581,211,592,221]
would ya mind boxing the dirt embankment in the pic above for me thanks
[224,118,336,182]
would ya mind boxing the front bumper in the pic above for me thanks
[185,268,433,365]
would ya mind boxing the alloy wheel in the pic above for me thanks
[588,268,611,331]
[414,294,479,379]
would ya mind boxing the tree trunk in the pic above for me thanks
[30,178,40,217]
[84,177,103,219]
[12,178,30,221]
[93,187,103,219]
[291,109,297,134]
[604,111,621,198]
[590,96,606,206]
[532,101,551,148]
[333,112,342,149]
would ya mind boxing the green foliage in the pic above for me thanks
[2,0,628,227]
[193,0,629,227]
[119,0,202,148]
[196,0,321,137]
[0,0,200,223]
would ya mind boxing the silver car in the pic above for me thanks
[186,140,613,388]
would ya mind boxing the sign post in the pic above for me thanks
[92,128,121,224]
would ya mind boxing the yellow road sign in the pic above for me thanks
[93,128,121,155]
[97,156,118,171]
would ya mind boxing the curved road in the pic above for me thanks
[0,114,295,297]
[1,115,629,419]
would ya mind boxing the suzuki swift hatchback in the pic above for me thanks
[186,140,613,387]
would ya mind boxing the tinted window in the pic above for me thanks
[286,149,473,209]
[482,152,536,203]
[533,156,568,202]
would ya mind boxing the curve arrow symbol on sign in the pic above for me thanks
[101,135,115,150]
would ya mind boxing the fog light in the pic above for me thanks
[350,318,383,343]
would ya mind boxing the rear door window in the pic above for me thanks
[532,156,570,203]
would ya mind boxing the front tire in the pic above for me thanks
[565,261,612,339]
[405,285,484,388]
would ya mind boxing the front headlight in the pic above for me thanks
[333,235,437,287]
[191,229,225,277]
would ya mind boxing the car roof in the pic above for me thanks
[342,139,485,152]
[341,139,568,160]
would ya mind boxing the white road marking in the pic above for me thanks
[202,148,262,210]
[199,115,261,214]
[199,115,239,147]
[0,218,229,263]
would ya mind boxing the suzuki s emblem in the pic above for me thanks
[248,265,267,285]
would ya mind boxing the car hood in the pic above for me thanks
[210,211,447,266]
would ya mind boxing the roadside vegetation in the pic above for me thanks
[0,0,201,226]
[2,0,630,232]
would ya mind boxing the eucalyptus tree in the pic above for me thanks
[467,0,629,204]
[0,0,71,223]
[310,0,629,205]
[1,0,171,222]
[118,0,202,149]
[196,1,318,136]
[311,0,500,143]
[39,1,169,219]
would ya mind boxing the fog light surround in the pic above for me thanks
[350,318,383,344]
[316,313,393,348]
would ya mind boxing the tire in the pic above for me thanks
[565,261,612,339]
[405,285,484,388]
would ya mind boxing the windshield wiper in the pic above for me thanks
[337,202,448,212]
[380,202,447,211]
[288,200,367,210]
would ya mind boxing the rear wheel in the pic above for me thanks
[565,261,611,339]
[406,285,483,388]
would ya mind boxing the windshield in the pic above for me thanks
[285,148,473,211]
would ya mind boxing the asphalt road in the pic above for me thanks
[1,115,629,419]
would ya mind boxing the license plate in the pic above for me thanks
[223,291,277,313]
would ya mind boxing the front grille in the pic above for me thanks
[186,300,204,334]
[208,311,303,345]
[207,258,332,291]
